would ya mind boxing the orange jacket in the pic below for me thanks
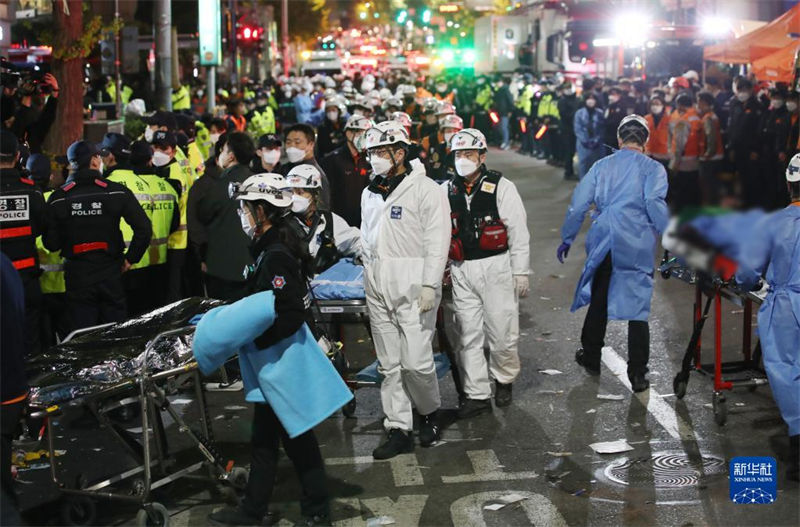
[645,112,670,159]
[700,111,724,161]
[671,108,703,171]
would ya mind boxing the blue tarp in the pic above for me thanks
[311,258,365,300]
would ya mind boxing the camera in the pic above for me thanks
[0,58,51,95]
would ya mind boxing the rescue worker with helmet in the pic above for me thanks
[736,153,800,481]
[317,98,348,157]
[320,115,373,227]
[44,140,151,332]
[0,129,47,355]
[361,121,450,458]
[285,164,361,273]
[557,115,669,393]
[446,129,530,417]
[425,114,463,183]
[644,95,670,171]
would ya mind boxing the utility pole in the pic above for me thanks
[207,67,216,114]
[281,0,289,77]
[114,0,122,117]
[155,0,172,110]
[229,0,239,90]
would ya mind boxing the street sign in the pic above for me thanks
[121,26,139,74]
[198,0,222,66]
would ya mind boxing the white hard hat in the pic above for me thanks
[390,111,413,129]
[787,153,800,183]
[286,164,323,189]
[683,69,699,81]
[378,88,393,100]
[439,114,464,130]
[364,121,411,150]
[345,114,374,131]
[450,129,487,152]
[396,84,416,96]
[435,100,456,116]
[381,96,403,111]
[617,114,650,144]
[125,98,146,117]
[230,173,292,208]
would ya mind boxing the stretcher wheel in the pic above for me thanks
[342,395,357,418]
[135,502,170,527]
[712,393,727,426]
[228,466,249,489]
[59,496,97,526]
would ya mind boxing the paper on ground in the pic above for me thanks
[538,369,563,375]
[483,493,529,511]
[596,394,625,401]
[589,439,634,454]
[366,516,395,526]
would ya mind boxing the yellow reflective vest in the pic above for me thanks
[187,141,205,178]
[175,147,197,188]
[139,172,179,266]
[172,85,191,111]
[107,168,154,270]
[247,107,276,138]
[196,121,212,160]
[164,161,189,250]
[537,92,560,120]
[36,190,65,294]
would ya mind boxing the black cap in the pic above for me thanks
[99,132,131,157]
[25,153,51,181]
[675,93,693,108]
[0,129,19,160]
[257,133,282,149]
[152,130,177,148]
[175,131,189,151]
[145,110,177,131]
[174,113,195,134]
[129,140,153,165]
[608,86,623,95]
[67,140,101,170]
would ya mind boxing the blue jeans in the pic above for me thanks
[500,115,510,145]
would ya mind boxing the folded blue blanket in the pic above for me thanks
[311,258,365,300]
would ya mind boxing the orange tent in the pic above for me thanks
[751,42,800,82]
[703,3,800,64]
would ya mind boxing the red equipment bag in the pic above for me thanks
[479,220,508,252]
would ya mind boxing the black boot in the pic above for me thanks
[575,349,600,376]
[208,505,264,526]
[629,373,650,393]
[494,381,513,407]
[418,410,441,447]
[457,398,492,419]
[788,435,799,482]
[373,429,414,460]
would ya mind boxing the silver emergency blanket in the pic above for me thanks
[28,297,224,406]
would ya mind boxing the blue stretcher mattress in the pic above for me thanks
[311,259,365,300]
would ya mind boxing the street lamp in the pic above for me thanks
[701,16,732,37]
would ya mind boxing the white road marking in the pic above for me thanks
[601,346,697,441]
[450,491,568,527]
[441,450,538,483]
[326,453,424,487]
[334,495,429,527]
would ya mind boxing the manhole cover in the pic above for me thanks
[604,452,726,488]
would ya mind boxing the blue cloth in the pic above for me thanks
[574,107,606,179]
[193,291,353,438]
[560,148,670,321]
[311,258,365,300]
[735,205,800,435]
[356,353,452,384]
[293,94,323,125]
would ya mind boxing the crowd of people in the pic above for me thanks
[1,64,799,525]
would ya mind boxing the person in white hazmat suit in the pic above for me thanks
[445,129,531,418]
[284,164,361,273]
[361,121,451,459]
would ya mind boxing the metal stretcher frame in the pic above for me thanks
[28,326,247,527]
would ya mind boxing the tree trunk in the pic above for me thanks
[43,0,84,157]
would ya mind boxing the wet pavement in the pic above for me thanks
[16,148,799,526]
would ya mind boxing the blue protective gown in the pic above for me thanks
[573,106,607,179]
[735,205,800,436]
[560,148,670,321]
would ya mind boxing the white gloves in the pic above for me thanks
[514,275,530,298]
[419,285,436,313]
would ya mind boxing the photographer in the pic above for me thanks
[9,73,59,153]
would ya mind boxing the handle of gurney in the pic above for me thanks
[28,405,63,419]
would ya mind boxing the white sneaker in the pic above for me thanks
[204,380,244,392]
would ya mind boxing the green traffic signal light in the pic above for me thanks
[422,9,431,24]
[396,10,407,24]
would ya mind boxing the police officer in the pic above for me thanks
[0,129,47,355]
[446,129,530,417]
[726,78,764,209]
[44,140,151,331]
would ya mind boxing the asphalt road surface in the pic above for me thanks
[16,148,799,526]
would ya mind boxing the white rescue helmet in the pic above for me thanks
[439,114,464,131]
[344,114,374,131]
[364,121,411,150]
[435,100,457,116]
[390,111,413,129]
[450,128,487,152]
[229,173,293,208]
[787,153,800,182]
[285,164,323,189]
[617,114,650,145]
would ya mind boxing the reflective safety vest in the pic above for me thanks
[107,168,154,270]
[174,147,197,187]
[139,173,178,266]
[196,121,212,160]
[475,85,493,111]
[536,92,560,120]
[516,85,534,115]
[700,111,724,161]
[36,190,65,294]
[226,114,247,132]
[187,141,205,177]
[165,162,189,250]
[247,107,277,138]
[172,85,191,111]
[671,108,703,172]
[644,113,670,160]
[106,82,133,105]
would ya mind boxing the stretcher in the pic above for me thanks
[659,254,769,426]
[25,300,247,527]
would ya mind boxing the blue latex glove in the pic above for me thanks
[189,314,205,326]
[557,242,571,264]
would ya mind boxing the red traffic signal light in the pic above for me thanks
[237,25,261,41]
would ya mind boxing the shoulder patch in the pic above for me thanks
[61,181,76,192]
[94,179,108,188]
[480,181,497,193]
[271,275,286,290]
[19,177,35,186]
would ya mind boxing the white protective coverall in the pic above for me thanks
[296,211,362,259]
[448,175,530,400]
[360,158,451,431]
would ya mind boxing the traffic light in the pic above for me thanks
[568,33,593,61]
[396,10,408,24]
[422,9,431,24]
[237,24,262,42]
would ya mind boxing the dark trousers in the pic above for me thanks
[204,274,247,302]
[736,151,762,209]
[123,266,157,318]
[699,160,723,205]
[580,254,650,378]
[562,128,576,177]
[22,275,42,356]
[167,249,186,303]
[1,400,25,526]
[40,292,69,348]
[666,170,701,213]
[242,403,329,519]
[66,276,127,332]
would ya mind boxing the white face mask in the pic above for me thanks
[291,194,311,214]
[608,95,620,104]
[353,109,364,117]
[787,101,798,112]
[770,99,785,109]
[261,149,280,166]
[737,92,751,102]
[144,127,155,142]
[152,150,170,167]
[664,93,674,103]
[209,132,221,144]
[286,147,306,164]
[326,110,339,122]
[98,161,105,173]
[650,104,663,115]
[586,99,596,108]
[239,207,256,239]
[217,151,232,169]
[455,157,478,177]
[369,155,392,176]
